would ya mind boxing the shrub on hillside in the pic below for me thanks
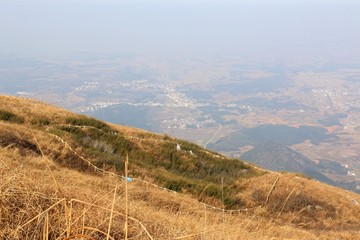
[30,115,50,126]
[0,109,24,124]
[155,170,200,193]
[66,116,111,132]
[52,125,131,161]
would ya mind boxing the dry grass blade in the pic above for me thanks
[172,228,222,239]
[64,200,72,238]
[19,198,66,229]
[263,175,280,206]
[277,186,297,218]
[204,205,207,240]
[62,233,97,240]
[198,183,212,201]
[106,184,118,240]
[43,212,49,240]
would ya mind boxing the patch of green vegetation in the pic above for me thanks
[124,138,254,207]
[0,109,24,124]
[155,170,199,192]
[30,115,50,126]
[93,158,125,172]
[50,115,258,208]
[65,116,112,132]
[52,125,131,160]
[153,141,251,181]
[154,169,243,208]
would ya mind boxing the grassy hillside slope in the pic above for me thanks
[1,95,360,239]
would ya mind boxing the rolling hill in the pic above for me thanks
[240,141,341,186]
[240,141,358,193]
[1,95,360,239]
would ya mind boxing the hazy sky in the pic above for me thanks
[1,0,359,59]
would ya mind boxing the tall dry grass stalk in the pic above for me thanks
[124,152,129,240]
[204,205,207,240]
[106,185,117,240]
[263,175,279,206]
[64,200,72,238]
[277,186,297,218]
[221,177,225,240]
[43,212,49,240]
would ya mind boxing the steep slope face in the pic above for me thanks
[1,95,360,239]
[0,95,258,209]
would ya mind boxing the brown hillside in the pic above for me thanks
[1,95,360,239]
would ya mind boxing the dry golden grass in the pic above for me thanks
[1,145,359,240]
[0,95,74,121]
[1,94,360,239]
